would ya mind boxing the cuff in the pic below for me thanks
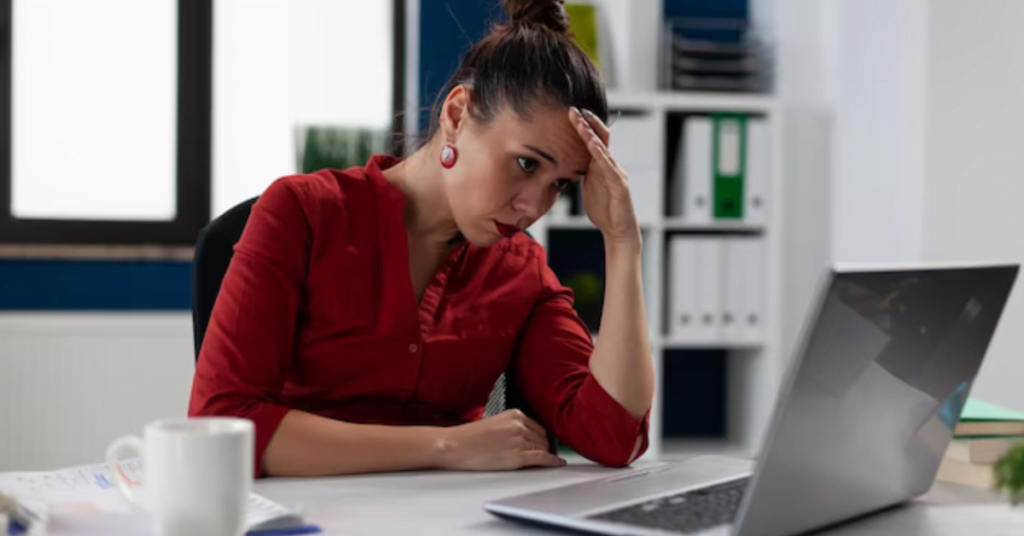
[246,403,292,478]
[575,374,651,467]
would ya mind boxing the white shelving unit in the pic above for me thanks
[529,91,785,462]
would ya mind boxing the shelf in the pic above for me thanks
[662,219,765,233]
[545,217,764,233]
[543,216,594,230]
[543,217,659,230]
[535,92,781,468]
[608,91,778,115]
[660,337,764,351]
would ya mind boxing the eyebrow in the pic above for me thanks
[523,145,587,177]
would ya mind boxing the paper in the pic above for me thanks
[0,461,307,534]
[0,461,141,516]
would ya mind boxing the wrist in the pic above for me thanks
[423,426,455,470]
[603,230,642,257]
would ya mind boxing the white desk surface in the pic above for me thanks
[49,459,1024,536]
[252,460,1022,536]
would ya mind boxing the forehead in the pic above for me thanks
[483,104,591,171]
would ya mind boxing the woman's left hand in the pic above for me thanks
[570,107,641,247]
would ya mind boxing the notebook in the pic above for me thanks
[956,398,1024,437]
[0,461,319,535]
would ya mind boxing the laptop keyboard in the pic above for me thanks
[588,477,750,534]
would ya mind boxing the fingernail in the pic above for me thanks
[570,106,581,117]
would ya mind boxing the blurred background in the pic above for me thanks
[2,0,1023,475]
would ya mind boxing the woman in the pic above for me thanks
[189,0,654,477]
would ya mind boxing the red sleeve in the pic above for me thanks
[512,258,650,468]
[188,177,312,477]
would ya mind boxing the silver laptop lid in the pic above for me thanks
[735,264,1018,536]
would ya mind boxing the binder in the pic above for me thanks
[695,238,723,342]
[610,113,661,223]
[722,239,745,342]
[712,114,747,220]
[669,236,700,340]
[744,118,769,225]
[737,239,766,342]
[682,116,713,224]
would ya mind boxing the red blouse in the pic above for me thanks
[188,155,648,475]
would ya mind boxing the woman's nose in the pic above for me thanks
[512,189,547,221]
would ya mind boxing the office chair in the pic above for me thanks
[192,197,258,359]
[191,197,556,451]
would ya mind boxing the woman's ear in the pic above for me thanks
[440,85,473,141]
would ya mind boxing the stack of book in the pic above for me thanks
[938,398,1024,488]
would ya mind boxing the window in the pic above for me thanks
[213,0,398,216]
[13,0,178,222]
[0,0,211,244]
[0,0,404,244]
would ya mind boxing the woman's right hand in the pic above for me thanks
[433,410,566,470]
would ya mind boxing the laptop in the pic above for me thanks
[486,264,1018,536]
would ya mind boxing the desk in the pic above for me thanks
[47,461,1022,535]
[251,461,1021,536]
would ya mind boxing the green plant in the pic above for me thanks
[994,444,1024,504]
[296,126,390,174]
[563,271,604,332]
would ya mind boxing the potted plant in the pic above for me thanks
[994,444,1024,504]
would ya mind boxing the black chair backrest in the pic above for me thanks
[192,197,258,360]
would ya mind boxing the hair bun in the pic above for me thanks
[503,0,570,34]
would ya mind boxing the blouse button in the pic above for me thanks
[409,343,419,353]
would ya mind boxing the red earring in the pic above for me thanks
[440,143,458,168]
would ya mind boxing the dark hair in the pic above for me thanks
[426,0,609,140]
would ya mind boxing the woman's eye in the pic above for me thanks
[553,178,572,192]
[517,156,539,174]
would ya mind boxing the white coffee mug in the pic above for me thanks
[106,417,254,536]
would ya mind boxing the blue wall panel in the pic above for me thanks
[417,0,501,133]
[0,259,192,311]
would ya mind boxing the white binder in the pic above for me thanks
[738,239,766,343]
[694,238,723,342]
[610,113,661,224]
[669,236,699,340]
[681,117,713,224]
[722,238,745,342]
[744,118,769,226]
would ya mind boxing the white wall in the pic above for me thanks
[770,0,838,356]
[922,0,1024,411]
[774,0,1024,410]
[0,314,195,471]
[829,0,929,264]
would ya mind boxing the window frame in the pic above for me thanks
[0,0,405,245]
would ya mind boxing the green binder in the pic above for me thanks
[712,114,747,220]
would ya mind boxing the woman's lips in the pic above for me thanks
[495,221,520,238]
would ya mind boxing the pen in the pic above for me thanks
[248,524,322,536]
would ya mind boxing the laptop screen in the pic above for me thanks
[736,265,1018,536]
